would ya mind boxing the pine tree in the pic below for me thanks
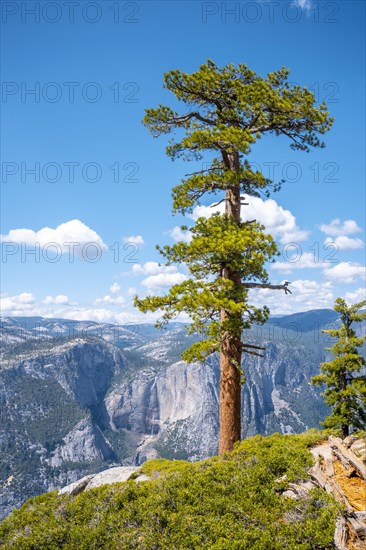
[312,298,366,438]
[135,60,334,453]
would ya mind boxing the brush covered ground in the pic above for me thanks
[0,431,342,549]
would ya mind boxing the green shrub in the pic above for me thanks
[0,432,339,549]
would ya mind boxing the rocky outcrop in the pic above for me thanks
[280,437,366,550]
[58,466,148,496]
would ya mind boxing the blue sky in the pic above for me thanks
[1,0,365,322]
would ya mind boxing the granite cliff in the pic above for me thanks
[0,310,351,518]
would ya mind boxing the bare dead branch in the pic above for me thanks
[242,281,292,294]
[242,343,266,350]
[210,198,226,208]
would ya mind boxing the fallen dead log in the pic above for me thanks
[309,463,354,512]
[347,515,366,539]
[309,438,366,549]
[334,516,348,550]
[329,437,366,480]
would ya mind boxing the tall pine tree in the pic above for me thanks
[312,298,366,437]
[135,60,334,453]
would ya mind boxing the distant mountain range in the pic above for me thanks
[0,309,364,519]
[2,308,340,340]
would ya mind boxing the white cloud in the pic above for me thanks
[319,219,362,237]
[123,235,144,246]
[142,272,187,290]
[132,261,187,289]
[169,226,192,243]
[132,261,177,276]
[324,236,364,251]
[248,279,334,315]
[344,287,366,304]
[0,219,106,257]
[51,302,164,324]
[55,307,136,324]
[43,294,69,305]
[1,294,154,324]
[110,283,121,293]
[191,196,309,243]
[272,252,327,272]
[324,262,366,283]
[0,291,166,324]
[1,292,76,317]
[127,287,137,295]
[94,294,125,306]
[0,292,35,315]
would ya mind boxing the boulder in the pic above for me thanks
[87,466,140,490]
[58,466,146,496]
[58,475,95,497]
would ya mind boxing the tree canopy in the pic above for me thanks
[136,60,333,362]
[312,298,366,437]
[135,60,334,452]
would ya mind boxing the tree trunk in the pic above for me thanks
[218,151,243,454]
[341,368,349,439]
[219,308,242,454]
[341,424,349,439]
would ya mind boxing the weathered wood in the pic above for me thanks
[332,448,356,474]
[343,435,359,449]
[348,516,366,539]
[325,457,335,477]
[310,439,366,549]
[329,436,366,480]
[309,464,354,512]
[334,516,348,550]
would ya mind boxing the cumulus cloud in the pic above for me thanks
[43,294,69,305]
[1,292,77,317]
[168,226,192,243]
[55,307,136,324]
[319,219,362,237]
[1,291,166,324]
[110,283,121,293]
[132,262,177,276]
[272,252,327,272]
[51,302,164,324]
[324,262,366,283]
[94,295,125,306]
[131,261,187,289]
[324,235,364,251]
[248,279,334,315]
[0,219,106,257]
[123,235,144,246]
[344,287,366,304]
[141,272,187,290]
[191,196,309,243]
[0,292,36,315]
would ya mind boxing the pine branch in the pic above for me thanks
[168,111,216,126]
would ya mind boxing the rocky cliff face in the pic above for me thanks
[105,328,330,464]
[106,358,220,463]
[0,312,355,519]
[0,336,123,519]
